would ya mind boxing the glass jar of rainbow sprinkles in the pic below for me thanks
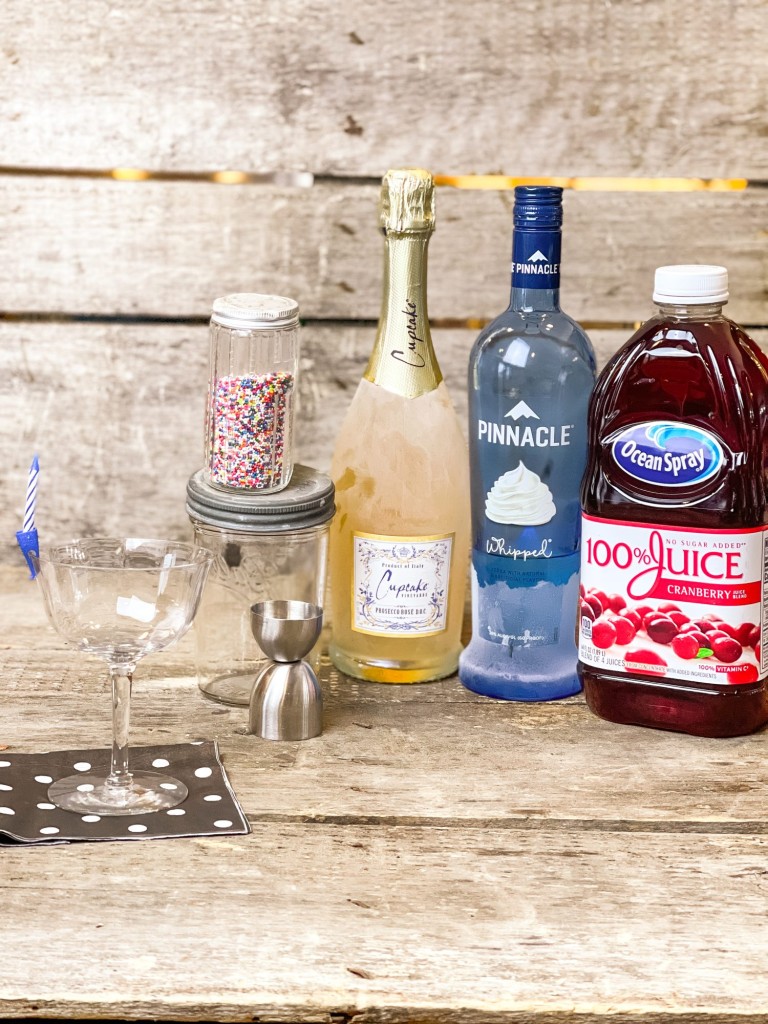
[205,293,299,493]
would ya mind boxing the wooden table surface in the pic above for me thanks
[2,564,767,1023]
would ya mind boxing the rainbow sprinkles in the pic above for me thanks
[209,372,294,490]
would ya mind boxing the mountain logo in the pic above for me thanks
[505,401,539,421]
[528,250,547,262]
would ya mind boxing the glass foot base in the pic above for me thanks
[199,672,255,706]
[49,771,188,816]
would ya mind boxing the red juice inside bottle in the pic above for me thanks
[578,265,768,737]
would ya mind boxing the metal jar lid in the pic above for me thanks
[210,293,300,330]
[186,465,335,533]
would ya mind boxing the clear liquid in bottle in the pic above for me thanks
[459,185,596,700]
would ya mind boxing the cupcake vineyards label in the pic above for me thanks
[352,532,453,636]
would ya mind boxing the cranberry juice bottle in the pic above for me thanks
[578,265,768,737]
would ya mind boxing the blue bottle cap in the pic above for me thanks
[513,186,563,229]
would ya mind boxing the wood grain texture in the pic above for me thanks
[3,560,768,1022]
[5,649,768,827]
[2,323,767,567]
[0,571,766,829]
[1,0,766,176]
[1,178,766,322]
[3,3,768,1017]
[0,321,541,562]
[2,824,768,1021]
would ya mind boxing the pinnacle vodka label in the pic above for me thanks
[473,395,579,558]
[511,229,561,290]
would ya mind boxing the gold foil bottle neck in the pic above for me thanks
[380,168,435,235]
[365,168,441,398]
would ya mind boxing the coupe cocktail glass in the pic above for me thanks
[33,538,212,815]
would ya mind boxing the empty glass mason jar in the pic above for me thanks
[186,465,334,706]
[205,293,300,494]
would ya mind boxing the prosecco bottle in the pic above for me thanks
[328,168,470,683]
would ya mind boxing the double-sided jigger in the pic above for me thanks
[248,600,323,740]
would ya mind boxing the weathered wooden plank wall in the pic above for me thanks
[2,182,767,321]
[0,0,766,563]
[0,322,643,547]
[3,1,766,176]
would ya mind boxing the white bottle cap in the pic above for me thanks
[653,265,729,304]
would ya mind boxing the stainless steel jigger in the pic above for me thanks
[248,600,323,740]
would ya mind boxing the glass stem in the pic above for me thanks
[107,664,135,791]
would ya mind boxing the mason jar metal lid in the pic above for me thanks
[186,464,335,533]
[210,293,300,330]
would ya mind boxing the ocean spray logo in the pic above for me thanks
[612,421,724,487]
[478,400,572,448]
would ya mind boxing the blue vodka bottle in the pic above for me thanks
[458,186,596,700]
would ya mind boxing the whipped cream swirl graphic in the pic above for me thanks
[485,461,556,525]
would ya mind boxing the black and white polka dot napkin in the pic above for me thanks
[0,741,249,844]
